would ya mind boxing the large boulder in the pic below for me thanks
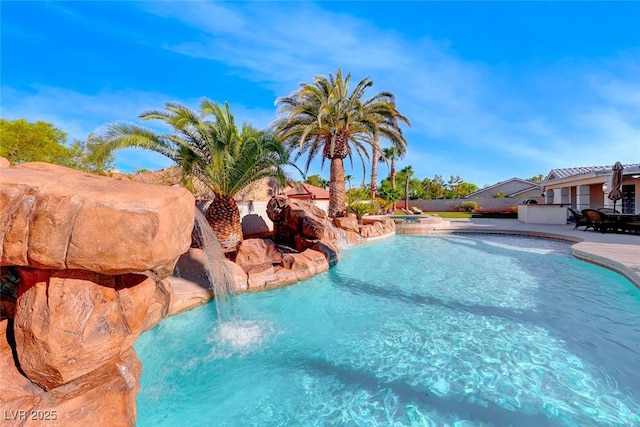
[13,268,155,391]
[0,162,194,279]
[0,334,141,427]
[266,195,340,264]
[359,218,395,238]
[0,161,199,423]
[235,239,283,273]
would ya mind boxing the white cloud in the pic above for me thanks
[6,2,638,182]
[1,84,283,172]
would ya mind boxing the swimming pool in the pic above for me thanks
[135,235,640,426]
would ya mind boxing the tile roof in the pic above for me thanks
[546,163,640,180]
[284,182,330,199]
[466,177,540,198]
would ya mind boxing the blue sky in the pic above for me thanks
[2,1,639,187]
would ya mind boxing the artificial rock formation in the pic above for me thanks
[1,162,194,279]
[0,159,195,424]
[13,269,156,390]
[360,217,396,238]
[266,195,341,266]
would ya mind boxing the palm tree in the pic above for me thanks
[273,68,409,217]
[369,113,410,199]
[345,174,353,190]
[97,99,289,251]
[400,165,414,210]
[381,147,404,190]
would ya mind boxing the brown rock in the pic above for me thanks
[0,156,10,168]
[281,249,330,281]
[267,267,299,289]
[268,196,333,248]
[174,247,248,295]
[283,205,306,233]
[294,235,316,253]
[265,194,288,222]
[223,260,248,293]
[311,239,341,267]
[0,162,194,279]
[235,239,283,273]
[142,281,171,332]
[13,269,154,390]
[333,216,359,233]
[0,324,140,427]
[42,347,141,426]
[241,214,272,239]
[301,216,325,240]
[162,276,213,317]
[246,264,276,291]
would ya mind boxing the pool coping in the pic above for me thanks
[419,218,640,289]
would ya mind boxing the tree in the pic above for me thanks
[422,175,446,199]
[304,174,329,189]
[66,133,114,173]
[527,174,544,182]
[399,165,414,210]
[97,99,290,251]
[445,175,478,199]
[378,181,402,210]
[345,174,353,190]
[273,68,409,217]
[456,182,479,198]
[369,106,409,199]
[1,118,69,165]
[380,147,404,190]
[0,119,113,172]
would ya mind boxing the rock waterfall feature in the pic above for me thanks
[0,160,194,426]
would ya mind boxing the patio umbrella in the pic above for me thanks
[607,161,624,211]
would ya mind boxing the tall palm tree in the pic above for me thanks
[345,174,353,190]
[381,147,404,190]
[369,113,410,199]
[97,99,289,251]
[400,165,414,210]
[273,68,409,217]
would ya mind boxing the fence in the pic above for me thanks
[396,197,544,212]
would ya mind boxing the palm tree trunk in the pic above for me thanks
[404,175,410,210]
[390,158,397,190]
[205,195,243,252]
[370,146,379,200]
[329,157,346,217]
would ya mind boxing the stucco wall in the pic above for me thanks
[397,197,542,212]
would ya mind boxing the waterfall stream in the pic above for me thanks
[193,208,237,322]
[191,208,271,352]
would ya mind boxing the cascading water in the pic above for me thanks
[192,208,237,322]
[191,207,271,353]
[327,222,358,248]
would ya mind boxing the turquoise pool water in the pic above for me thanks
[135,235,640,426]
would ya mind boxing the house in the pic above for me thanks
[284,182,330,212]
[466,177,542,200]
[543,163,640,214]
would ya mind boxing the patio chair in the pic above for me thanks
[582,209,617,234]
[568,207,590,230]
[625,221,640,235]
[598,207,620,214]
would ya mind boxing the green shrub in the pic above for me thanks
[460,201,479,212]
[346,201,376,224]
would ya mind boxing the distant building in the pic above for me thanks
[284,182,330,212]
[466,177,542,200]
[543,163,640,214]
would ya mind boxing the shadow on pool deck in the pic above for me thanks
[434,218,640,288]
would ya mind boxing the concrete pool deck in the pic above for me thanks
[431,218,640,288]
